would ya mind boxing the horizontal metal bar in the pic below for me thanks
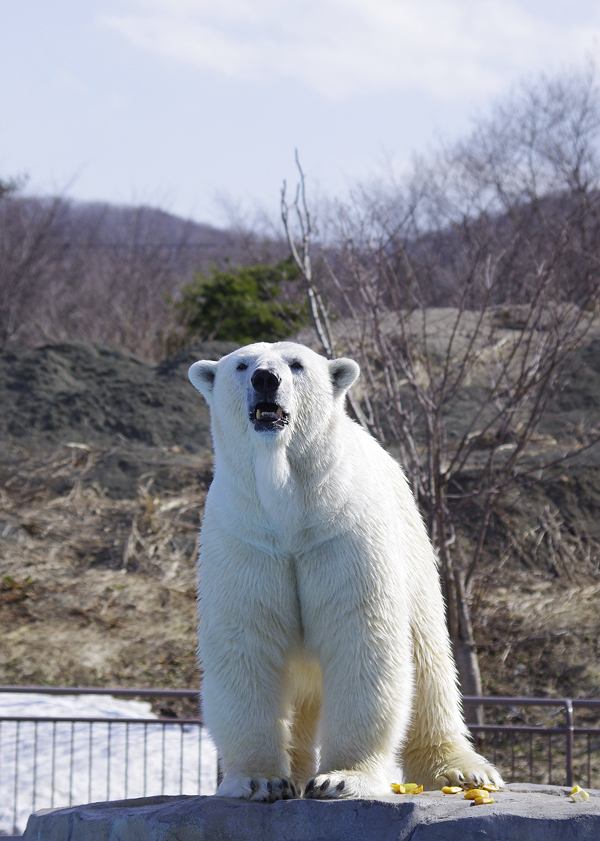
[0,716,202,725]
[468,724,569,734]
[0,685,199,699]
[4,718,595,734]
[462,696,574,707]
[1,688,596,708]
[463,696,600,711]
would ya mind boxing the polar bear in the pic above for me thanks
[188,341,502,801]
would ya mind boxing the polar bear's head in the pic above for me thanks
[188,342,359,445]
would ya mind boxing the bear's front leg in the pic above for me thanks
[303,650,411,799]
[202,623,299,800]
[299,537,413,799]
[199,535,302,801]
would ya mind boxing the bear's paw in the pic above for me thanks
[304,771,389,799]
[217,774,299,801]
[436,750,504,791]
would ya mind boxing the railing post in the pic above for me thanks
[564,699,574,787]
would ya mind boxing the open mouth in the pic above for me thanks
[249,402,289,431]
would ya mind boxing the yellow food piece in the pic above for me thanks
[473,796,495,805]
[441,786,463,794]
[464,789,488,800]
[570,786,590,802]
[482,784,500,792]
[391,783,423,794]
[405,784,423,794]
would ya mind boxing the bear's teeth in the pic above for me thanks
[276,407,282,419]
[256,409,262,419]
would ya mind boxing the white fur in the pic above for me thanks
[188,341,502,800]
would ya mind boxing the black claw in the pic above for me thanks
[249,779,258,792]
[336,780,345,791]
[282,778,289,789]
[320,779,330,791]
[305,778,315,794]
[291,783,298,797]
[267,780,273,793]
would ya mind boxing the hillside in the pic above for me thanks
[0,336,599,713]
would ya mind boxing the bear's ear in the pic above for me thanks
[328,357,360,395]
[188,360,219,401]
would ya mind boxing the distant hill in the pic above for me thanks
[0,194,288,359]
[6,194,270,251]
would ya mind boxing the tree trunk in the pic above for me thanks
[451,570,484,726]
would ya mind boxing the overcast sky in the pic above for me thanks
[2,1,599,226]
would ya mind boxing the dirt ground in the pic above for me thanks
[0,337,599,715]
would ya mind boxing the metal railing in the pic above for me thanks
[0,688,599,835]
[464,696,600,789]
[0,686,216,836]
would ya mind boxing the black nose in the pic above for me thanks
[251,368,280,393]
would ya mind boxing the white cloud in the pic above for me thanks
[100,0,600,100]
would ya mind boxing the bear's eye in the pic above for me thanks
[236,362,248,371]
[290,361,303,370]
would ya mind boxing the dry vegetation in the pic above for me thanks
[0,443,209,698]
[0,341,227,715]
[0,337,599,709]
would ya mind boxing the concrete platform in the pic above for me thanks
[22,784,600,840]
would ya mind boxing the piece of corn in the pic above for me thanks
[473,796,495,805]
[391,783,423,794]
[464,789,488,800]
[441,786,463,794]
[482,784,500,792]
[570,785,590,802]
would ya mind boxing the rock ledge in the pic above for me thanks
[23,784,600,841]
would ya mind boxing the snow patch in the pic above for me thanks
[0,693,217,835]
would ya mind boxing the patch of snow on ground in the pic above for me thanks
[0,693,218,835]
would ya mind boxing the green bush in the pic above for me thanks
[172,259,307,345]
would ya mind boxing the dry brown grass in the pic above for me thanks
[0,444,211,713]
[1,369,599,724]
[2,442,599,710]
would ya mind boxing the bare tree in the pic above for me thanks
[281,153,373,430]
[0,193,75,348]
[281,152,336,358]
[282,66,600,720]
[0,191,292,360]
[0,193,178,355]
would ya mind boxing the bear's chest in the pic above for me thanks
[253,448,303,537]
